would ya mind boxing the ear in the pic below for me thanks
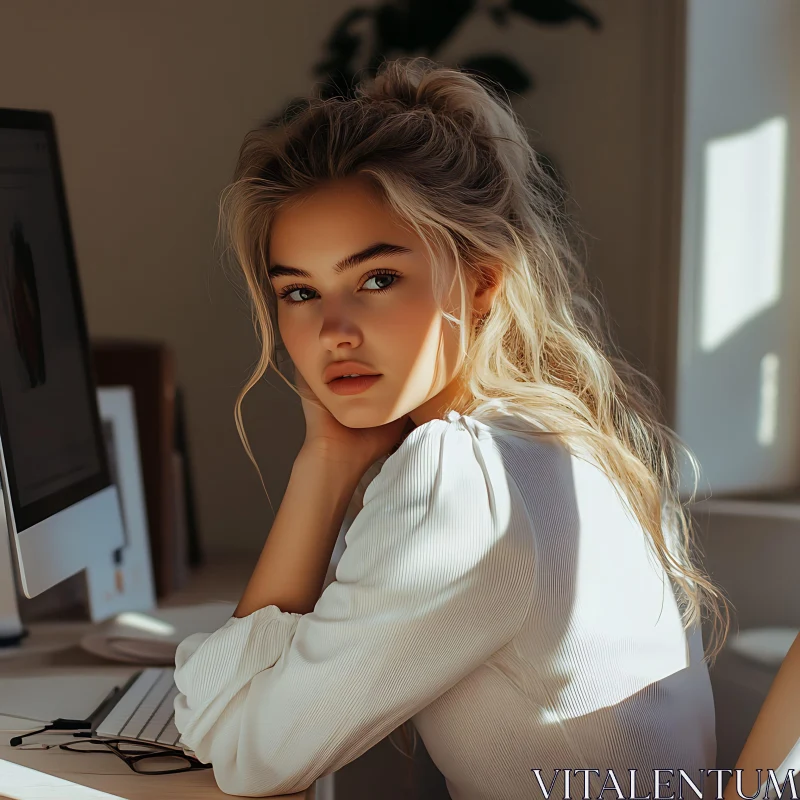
[471,265,502,318]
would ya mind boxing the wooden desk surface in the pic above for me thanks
[0,556,315,799]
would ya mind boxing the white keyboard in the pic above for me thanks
[94,667,183,749]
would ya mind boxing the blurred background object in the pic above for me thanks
[91,338,201,599]
[270,0,603,198]
[85,385,158,621]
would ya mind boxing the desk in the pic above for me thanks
[0,557,317,799]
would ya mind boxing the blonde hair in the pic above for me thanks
[217,57,730,766]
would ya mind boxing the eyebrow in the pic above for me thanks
[267,242,413,280]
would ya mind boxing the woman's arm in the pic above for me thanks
[234,445,363,618]
[173,419,535,796]
[724,632,800,799]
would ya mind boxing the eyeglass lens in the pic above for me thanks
[132,753,197,774]
[61,739,207,773]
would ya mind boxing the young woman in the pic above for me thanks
[173,57,729,799]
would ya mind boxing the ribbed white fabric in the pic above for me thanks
[173,410,716,799]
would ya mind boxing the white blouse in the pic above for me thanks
[173,410,716,799]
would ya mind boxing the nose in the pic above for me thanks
[318,308,364,351]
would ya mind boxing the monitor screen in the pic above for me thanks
[0,113,111,532]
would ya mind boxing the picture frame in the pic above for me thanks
[83,386,156,621]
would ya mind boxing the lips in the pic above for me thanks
[326,374,382,395]
[323,361,381,384]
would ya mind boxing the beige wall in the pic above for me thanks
[675,0,800,495]
[0,0,675,555]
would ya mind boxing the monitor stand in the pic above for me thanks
[0,499,26,648]
[0,506,91,650]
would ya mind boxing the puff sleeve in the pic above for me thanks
[173,417,535,797]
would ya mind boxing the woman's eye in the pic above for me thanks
[283,287,316,303]
[278,272,399,305]
[362,274,397,291]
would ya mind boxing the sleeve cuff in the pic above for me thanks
[173,604,302,748]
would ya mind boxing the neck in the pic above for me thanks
[409,375,470,427]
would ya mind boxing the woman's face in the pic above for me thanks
[267,176,491,429]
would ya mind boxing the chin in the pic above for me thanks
[333,408,385,429]
[332,403,402,429]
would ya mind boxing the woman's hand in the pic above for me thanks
[294,365,415,473]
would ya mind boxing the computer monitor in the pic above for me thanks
[0,108,124,598]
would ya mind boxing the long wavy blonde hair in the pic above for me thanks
[217,57,730,768]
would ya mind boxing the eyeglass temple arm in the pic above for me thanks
[9,683,124,747]
[9,717,94,747]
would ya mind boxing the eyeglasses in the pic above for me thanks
[58,737,212,775]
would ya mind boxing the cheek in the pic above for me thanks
[387,302,461,382]
[378,300,435,353]
[275,313,311,363]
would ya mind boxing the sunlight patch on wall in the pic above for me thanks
[699,116,787,352]
[757,352,780,447]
